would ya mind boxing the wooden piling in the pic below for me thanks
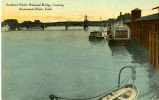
[156,32,159,69]
[125,19,159,70]
[157,20,159,70]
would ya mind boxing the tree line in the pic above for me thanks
[1,19,43,30]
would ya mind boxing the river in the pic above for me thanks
[2,27,159,100]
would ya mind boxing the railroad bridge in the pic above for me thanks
[19,15,107,30]
[43,15,107,30]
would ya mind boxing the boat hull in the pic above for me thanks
[107,37,129,46]
[89,30,107,39]
[99,84,139,100]
[89,36,106,39]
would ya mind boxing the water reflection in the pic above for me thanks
[88,38,107,45]
[126,40,149,64]
[109,45,128,56]
[126,40,159,99]
[146,66,159,99]
[45,26,83,31]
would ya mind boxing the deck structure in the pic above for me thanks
[107,21,130,46]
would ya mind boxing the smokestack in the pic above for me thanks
[120,12,122,17]
[131,8,142,22]
[120,12,122,22]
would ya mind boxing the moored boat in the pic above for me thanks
[99,66,139,100]
[99,84,139,100]
[107,21,130,46]
[89,31,106,39]
[89,27,108,39]
[49,66,139,100]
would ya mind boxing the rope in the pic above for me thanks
[50,89,111,100]
[125,74,131,85]
[118,66,136,87]
[138,87,159,99]
[138,90,154,98]
[50,66,136,100]
[49,75,131,100]
[119,74,131,87]
[118,65,136,88]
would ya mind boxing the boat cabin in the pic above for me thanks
[112,22,130,39]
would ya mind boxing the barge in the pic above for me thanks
[89,27,107,39]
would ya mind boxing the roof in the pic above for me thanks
[135,13,159,21]
[132,8,142,11]
[152,6,159,10]
[124,19,131,23]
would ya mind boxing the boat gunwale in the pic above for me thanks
[99,84,139,100]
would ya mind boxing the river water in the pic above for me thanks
[2,27,159,100]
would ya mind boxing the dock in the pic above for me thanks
[125,8,159,70]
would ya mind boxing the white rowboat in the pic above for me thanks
[99,84,139,100]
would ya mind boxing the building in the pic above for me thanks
[125,7,159,70]
[153,6,159,13]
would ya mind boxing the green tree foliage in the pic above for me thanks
[22,21,34,29]
[116,13,131,22]
[107,18,116,23]
[22,20,43,29]
[2,19,18,30]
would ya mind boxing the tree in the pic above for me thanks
[22,20,43,29]
[116,13,131,22]
[21,21,34,29]
[2,19,19,30]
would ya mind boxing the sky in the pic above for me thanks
[1,0,159,22]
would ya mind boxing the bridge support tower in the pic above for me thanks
[84,15,89,30]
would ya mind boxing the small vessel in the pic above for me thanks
[89,27,107,39]
[49,66,139,100]
[107,21,130,46]
[99,84,139,100]
[99,66,139,100]
[1,25,10,32]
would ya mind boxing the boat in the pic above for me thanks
[49,66,139,100]
[99,84,139,100]
[107,21,130,46]
[89,27,107,39]
[99,66,139,100]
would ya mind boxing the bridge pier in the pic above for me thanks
[83,26,88,30]
[41,25,44,30]
[83,15,89,31]
[65,25,68,30]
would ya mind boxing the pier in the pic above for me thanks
[125,8,159,70]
